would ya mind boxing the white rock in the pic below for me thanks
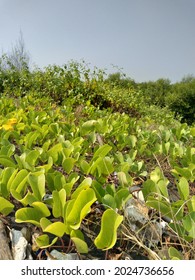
[124,198,162,247]
[125,198,149,230]
[10,229,28,260]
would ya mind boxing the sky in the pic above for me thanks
[0,0,195,83]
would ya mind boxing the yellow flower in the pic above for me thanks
[7,118,17,125]
[2,124,14,131]
[0,118,17,131]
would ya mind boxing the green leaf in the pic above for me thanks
[142,179,156,199]
[63,147,74,158]
[117,171,128,187]
[177,177,189,200]
[10,169,29,199]
[40,216,51,229]
[157,179,169,199]
[54,172,66,191]
[62,157,75,174]
[40,217,66,237]
[63,173,79,196]
[114,189,132,209]
[162,142,170,155]
[172,166,192,181]
[47,143,63,163]
[35,234,58,249]
[16,152,35,171]
[37,156,53,173]
[28,170,45,201]
[150,167,163,184]
[18,191,37,206]
[15,201,50,226]
[98,157,114,176]
[168,247,183,260]
[102,194,116,209]
[182,212,195,238]
[92,144,112,160]
[129,135,137,148]
[70,229,84,240]
[49,123,60,134]
[81,120,98,134]
[80,159,90,174]
[88,131,96,144]
[105,184,115,196]
[169,222,190,241]
[0,143,15,157]
[25,131,40,149]
[0,197,14,215]
[190,127,195,137]
[52,188,66,218]
[94,209,123,250]
[6,168,18,191]
[66,188,96,229]
[0,155,16,168]
[89,157,102,176]
[71,177,92,199]
[14,154,25,170]
[0,167,15,198]
[52,190,61,218]
[25,150,40,166]
[71,230,88,253]
[71,237,88,253]
[187,196,195,212]
[89,156,114,177]
[92,180,105,202]
[146,198,173,219]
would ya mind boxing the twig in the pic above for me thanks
[121,224,161,260]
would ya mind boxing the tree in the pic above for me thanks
[106,72,136,88]
[139,78,171,107]
[0,31,31,94]
[0,31,30,71]
[166,78,195,124]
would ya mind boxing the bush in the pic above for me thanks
[166,78,195,124]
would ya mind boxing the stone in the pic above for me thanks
[10,229,28,260]
[124,198,162,247]
[47,250,79,260]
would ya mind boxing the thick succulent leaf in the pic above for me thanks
[0,196,14,215]
[102,194,116,210]
[15,202,50,226]
[62,157,75,174]
[0,167,15,198]
[28,170,45,201]
[177,177,189,200]
[52,188,66,218]
[94,209,123,250]
[35,234,58,249]
[182,212,195,238]
[92,144,112,160]
[0,155,16,168]
[70,230,88,253]
[10,169,29,192]
[71,177,92,199]
[40,217,66,237]
[66,188,96,229]
[168,247,183,260]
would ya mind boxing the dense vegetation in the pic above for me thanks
[0,52,194,259]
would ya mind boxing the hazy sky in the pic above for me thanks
[0,0,195,82]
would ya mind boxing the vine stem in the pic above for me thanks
[153,153,163,173]
[105,250,109,260]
